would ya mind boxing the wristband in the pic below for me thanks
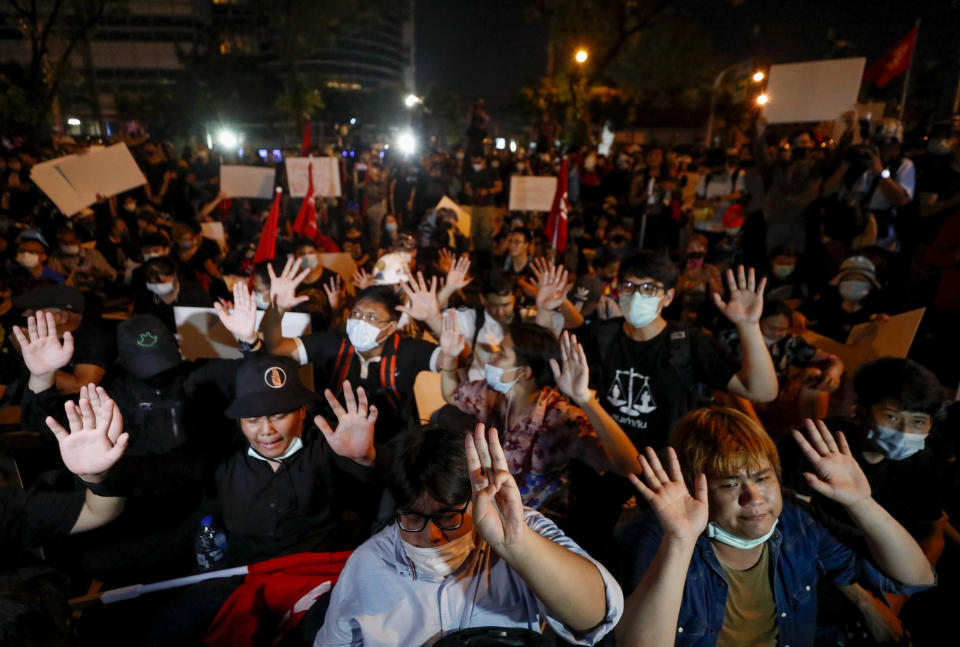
[238,336,263,353]
[76,475,115,497]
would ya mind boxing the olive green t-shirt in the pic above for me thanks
[716,543,778,647]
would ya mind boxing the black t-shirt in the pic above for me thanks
[301,331,437,441]
[580,319,739,449]
[182,237,222,281]
[71,322,116,371]
[463,166,500,205]
[0,486,83,557]
[297,267,340,296]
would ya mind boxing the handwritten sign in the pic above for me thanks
[508,176,558,212]
[285,157,341,198]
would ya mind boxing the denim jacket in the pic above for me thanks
[622,500,932,647]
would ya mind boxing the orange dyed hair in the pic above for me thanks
[670,408,781,485]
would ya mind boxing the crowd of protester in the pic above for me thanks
[1,106,959,647]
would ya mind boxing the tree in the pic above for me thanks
[4,0,114,136]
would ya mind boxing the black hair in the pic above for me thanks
[481,270,516,298]
[508,227,531,242]
[769,243,799,260]
[143,257,177,283]
[761,300,793,321]
[790,128,817,145]
[355,284,403,321]
[293,237,318,253]
[508,322,560,389]
[619,250,679,289]
[140,233,171,250]
[389,424,472,510]
[854,358,944,415]
[252,262,273,285]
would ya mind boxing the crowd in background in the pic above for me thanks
[0,105,959,646]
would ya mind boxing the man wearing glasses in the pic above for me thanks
[572,250,778,552]
[256,257,440,443]
[314,423,622,646]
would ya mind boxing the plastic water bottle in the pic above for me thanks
[195,516,228,569]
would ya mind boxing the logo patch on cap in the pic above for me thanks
[264,367,287,389]
[137,332,158,348]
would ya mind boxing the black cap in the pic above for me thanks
[117,314,182,378]
[14,285,86,313]
[225,354,315,419]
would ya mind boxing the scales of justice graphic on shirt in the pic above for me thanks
[606,368,657,416]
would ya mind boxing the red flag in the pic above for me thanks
[204,551,351,647]
[300,119,312,156]
[253,187,282,266]
[863,26,918,88]
[545,157,569,252]
[292,163,315,236]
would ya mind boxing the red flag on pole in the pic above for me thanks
[863,26,918,88]
[300,119,312,157]
[545,157,569,253]
[292,163,315,237]
[253,187,283,266]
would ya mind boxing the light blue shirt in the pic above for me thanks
[314,508,623,646]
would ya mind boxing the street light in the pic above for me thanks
[66,117,81,126]
[217,129,239,150]
[752,71,765,83]
[574,49,588,64]
[756,94,769,106]
[397,130,416,156]
[404,94,422,108]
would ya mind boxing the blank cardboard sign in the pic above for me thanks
[801,308,925,376]
[763,58,866,124]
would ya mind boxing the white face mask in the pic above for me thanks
[17,252,40,269]
[471,163,483,172]
[484,363,519,394]
[762,335,780,347]
[247,436,303,462]
[867,425,926,461]
[772,264,795,279]
[839,280,871,302]
[620,293,661,329]
[147,281,176,296]
[254,292,271,310]
[300,253,319,269]
[60,244,80,256]
[400,530,475,578]
[346,318,385,352]
[143,251,167,261]
[708,518,779,550]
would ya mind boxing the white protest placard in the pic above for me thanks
[30,156,87,216]
[220,165,275,198]
[200,222,226,248]
[56,143,147,205]
[435,196,471,238]
[285,157,341,198]
[762,58,866,124]
[174,307,313,388]
[508,176,558,212]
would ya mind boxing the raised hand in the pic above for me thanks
[322,275,344,312]
[13,310,74,377]
[437,248,455,275]
[213,280,258,343]
[533,260,570,312]
[397,271,440,321]
[267,255,310,312]
[352,268,374,291]
[46,384,128,482]
[629,447,708,542]
[792,419,871,507]
[439,308,465,357]
[445,254,473,292]
[465,423,526,551]
[549,331,590,404]
[315,381,377,465]
[713,265,766,325]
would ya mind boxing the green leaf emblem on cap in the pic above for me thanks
[137,332,158,348]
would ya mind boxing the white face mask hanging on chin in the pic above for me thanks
[707,518,779,550]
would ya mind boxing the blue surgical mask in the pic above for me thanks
[484,364,518,394]
[620,293,660,328]
[867,425,926,461]
[839,280,871,302]
[707,518,779,550]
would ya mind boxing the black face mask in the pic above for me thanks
[687,251,706,260]
[792,148,812,160]
[139,366,181,390]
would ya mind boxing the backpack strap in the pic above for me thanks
[332,338,353,391]
[378,333,401,408]
[471,306,485,351]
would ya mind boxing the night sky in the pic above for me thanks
[414,0,958,115]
